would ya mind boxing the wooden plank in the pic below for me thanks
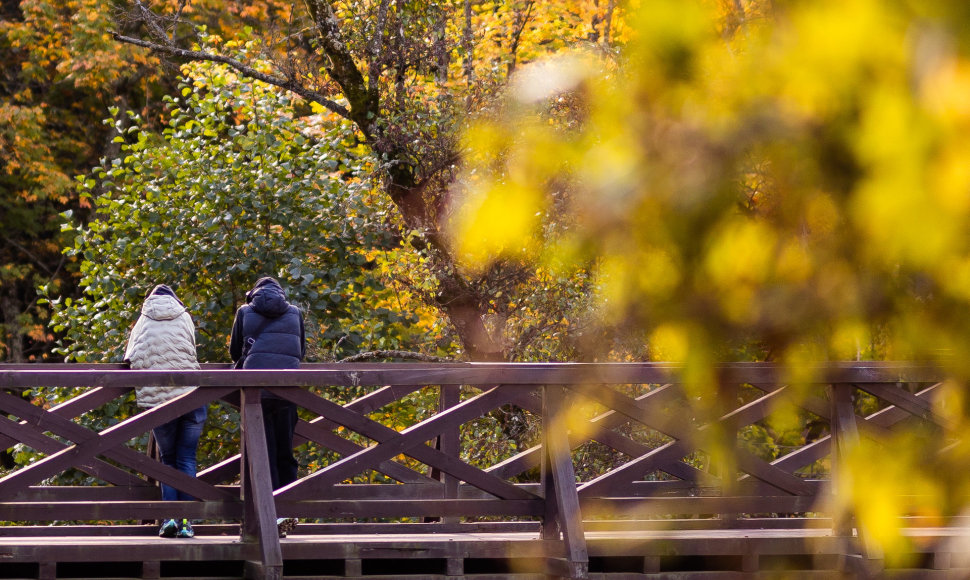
[867,383,941,429]
[199,392,437,487]
[542,402,560,543]
[0,522,962,577]
[0,410,146,488]
[47,386,132,420]
[0,523,241,536]
[0,361,947,390]
[38,562,55,580]
[580,495,822,517]
[277,387,500,494]
[343,384,426,415]
[344,558,362,576]
[720,384,786,427]
[857,382,949,429]
[487,444,541,480]
[761,437,831,476]
[296,416,436,484]
[445,557,463,576]
[543,385,588,579]
[0,390,149,486]
[239,388,283,579]
[433,384,461,525]
[278,521,541,534]
[0,500,240,521]
[746,383,939,484]
[578,384,815,496]
[831,384,884,570]
[197,453,241,485]
[0,387,232,495]
[0,389,235,500]
[581,517,835,531]
[275,499,543,519]
[578,440,692,497]
[274,386,538,502]
[0,535,256,562]
[731,445,814,496]
[490,384,711,486]
[748,382,831,420]
[7,486,162,502]
[587,427,716,487]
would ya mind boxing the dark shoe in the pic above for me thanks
[277,517,298,538]
[158,519,178,538]
[176,519,195,539]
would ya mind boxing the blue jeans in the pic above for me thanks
[153,406,207,501]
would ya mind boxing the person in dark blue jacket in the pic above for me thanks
[229,277,304,536]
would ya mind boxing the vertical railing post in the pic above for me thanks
[830,383,853,538]
[240,386,283,580]
[541,384,588,579]
[427,384,461,526]
[440,384,460,524]
[717,376,739,526]
[830,382,883,576]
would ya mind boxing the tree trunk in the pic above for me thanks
[303,0,504,361]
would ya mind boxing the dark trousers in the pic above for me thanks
[153,405,207,501]
[261,398,299,490]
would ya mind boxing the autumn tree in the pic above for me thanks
[0,0,303,362]
[0,0,157,361]
[111,0,631,361]
[47,57,444,364]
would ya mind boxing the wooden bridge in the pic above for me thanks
[0,362,966,579]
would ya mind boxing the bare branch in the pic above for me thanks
[603,0,616,45]
[133,0,169,43]
[368,0,391,93]
[111,32,351,119]
[462,0,473,82]
[303,0,377,132]
[171,0,188,43]
[337,350,454,363]
[2,235,53,276]
[507,1,536,75]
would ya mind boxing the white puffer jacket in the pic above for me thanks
[123,292,199,408]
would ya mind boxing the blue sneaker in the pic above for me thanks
[158,519,178,538]
[176,519,195,538]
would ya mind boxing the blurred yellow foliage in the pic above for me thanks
[449,0,970,551]
[452,0,970,366]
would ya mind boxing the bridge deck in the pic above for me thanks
[0,524,967,579]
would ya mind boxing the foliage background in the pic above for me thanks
[5,0,970,557]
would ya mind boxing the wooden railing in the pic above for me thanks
[0,362,952,579]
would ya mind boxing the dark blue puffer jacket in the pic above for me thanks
[229,278,305,369]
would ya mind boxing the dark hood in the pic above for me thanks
[148,284,183,305]
[246,277,290,317]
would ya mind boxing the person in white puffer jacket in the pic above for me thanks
[123,284,206,539]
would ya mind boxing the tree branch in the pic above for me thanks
[507,1,536,75]
[2,235,53,276]
[368,0,391,96]
[463,0,474,82]
[303,0,378,133]
[337,350,453,363]
[111,32,352,120]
